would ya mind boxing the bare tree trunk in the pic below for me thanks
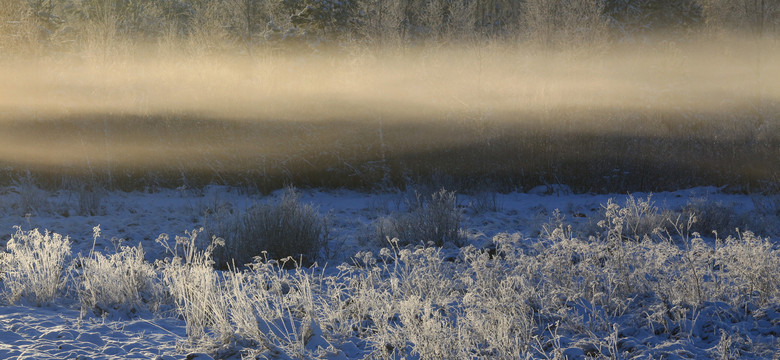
[244,0,254,56]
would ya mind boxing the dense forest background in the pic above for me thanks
[1,0,777,55]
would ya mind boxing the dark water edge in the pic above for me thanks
[2,111,778,194]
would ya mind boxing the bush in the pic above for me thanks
[1,227,71,305]
[368,188,463,247]
[468,190,503,214]
[13,176,48,216]
[156,229,232,346]
[747,194,780,236]
[78,239,163,315]
[681,197,736,236]
[77,183,106,216]
[714,231,780,307]
[598,194,670,242]
[208,187,325,268]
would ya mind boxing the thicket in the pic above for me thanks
[204,186,327,268]
[2,0,777,57]
[364,188,463,247]
[3,0,593,54]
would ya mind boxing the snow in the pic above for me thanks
[0,185,778,359]
[0,305,184,359]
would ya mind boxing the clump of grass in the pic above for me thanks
[468,190,503,214]
[76,183,106,216]
[714,230,780,307]
[207,186,325,268]
[597,194,670,242]
[1,226,71,305]
[367,188,463,247]
[747,194,780,236]
[13,175,48,216]
[77,227,163,316]
[156,228,232,347]
[682,197,735,236]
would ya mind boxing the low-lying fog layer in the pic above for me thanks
[1,38,778,171]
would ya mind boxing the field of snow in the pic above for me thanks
[0,185,779,359]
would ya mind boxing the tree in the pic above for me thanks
[604,0,702,35]
[523,0,607,46]
[359,0,406,45]
[702,0,779,36]
[286,0,361,38]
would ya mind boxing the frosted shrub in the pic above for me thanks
[198,255,334,358]
[535,226,593,300]
[386,244,459,304]
[350,245,465,358]
[78,241,163,315]
[410,189,463,247]
[370,189,463,247]
[156,229,232,347]
[682,197,735,236]
[668,235,713,307]
[714,231,780,306]
[220,269,304,356]
[655,214,718,307]
[535,224,649,320]
[29,190,770,358]
[469,190,502,214]
[461,270,536,355]
[210,187,325,267]
[326,253,401,351]
[634,239,690,305]
[140,213,779,358]
[373,236,537,358]
[221,270,261,343]
[1,227,71,305]
[77,184,106,216]
[243,257,322,357]
[748,194,780,236]
[14,176,48,216]
[599,195,668,242]
[334,251,409,357]
[397,296,462,358]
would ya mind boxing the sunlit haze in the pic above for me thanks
[1,36,778,190]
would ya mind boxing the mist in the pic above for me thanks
[0,35,778,191]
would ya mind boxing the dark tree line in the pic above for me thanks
[2,0,777,54]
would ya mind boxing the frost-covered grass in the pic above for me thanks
[1,189,779,358]
[78,226,163,316]
[363,188,463,247]
[1,227,70,306]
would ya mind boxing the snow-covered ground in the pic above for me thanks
[3,185,767,263]
[0,185,778,359]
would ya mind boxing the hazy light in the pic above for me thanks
[0,37,777,178]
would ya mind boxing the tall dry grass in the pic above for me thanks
[1,227,71,306]
[1,195,778,357]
